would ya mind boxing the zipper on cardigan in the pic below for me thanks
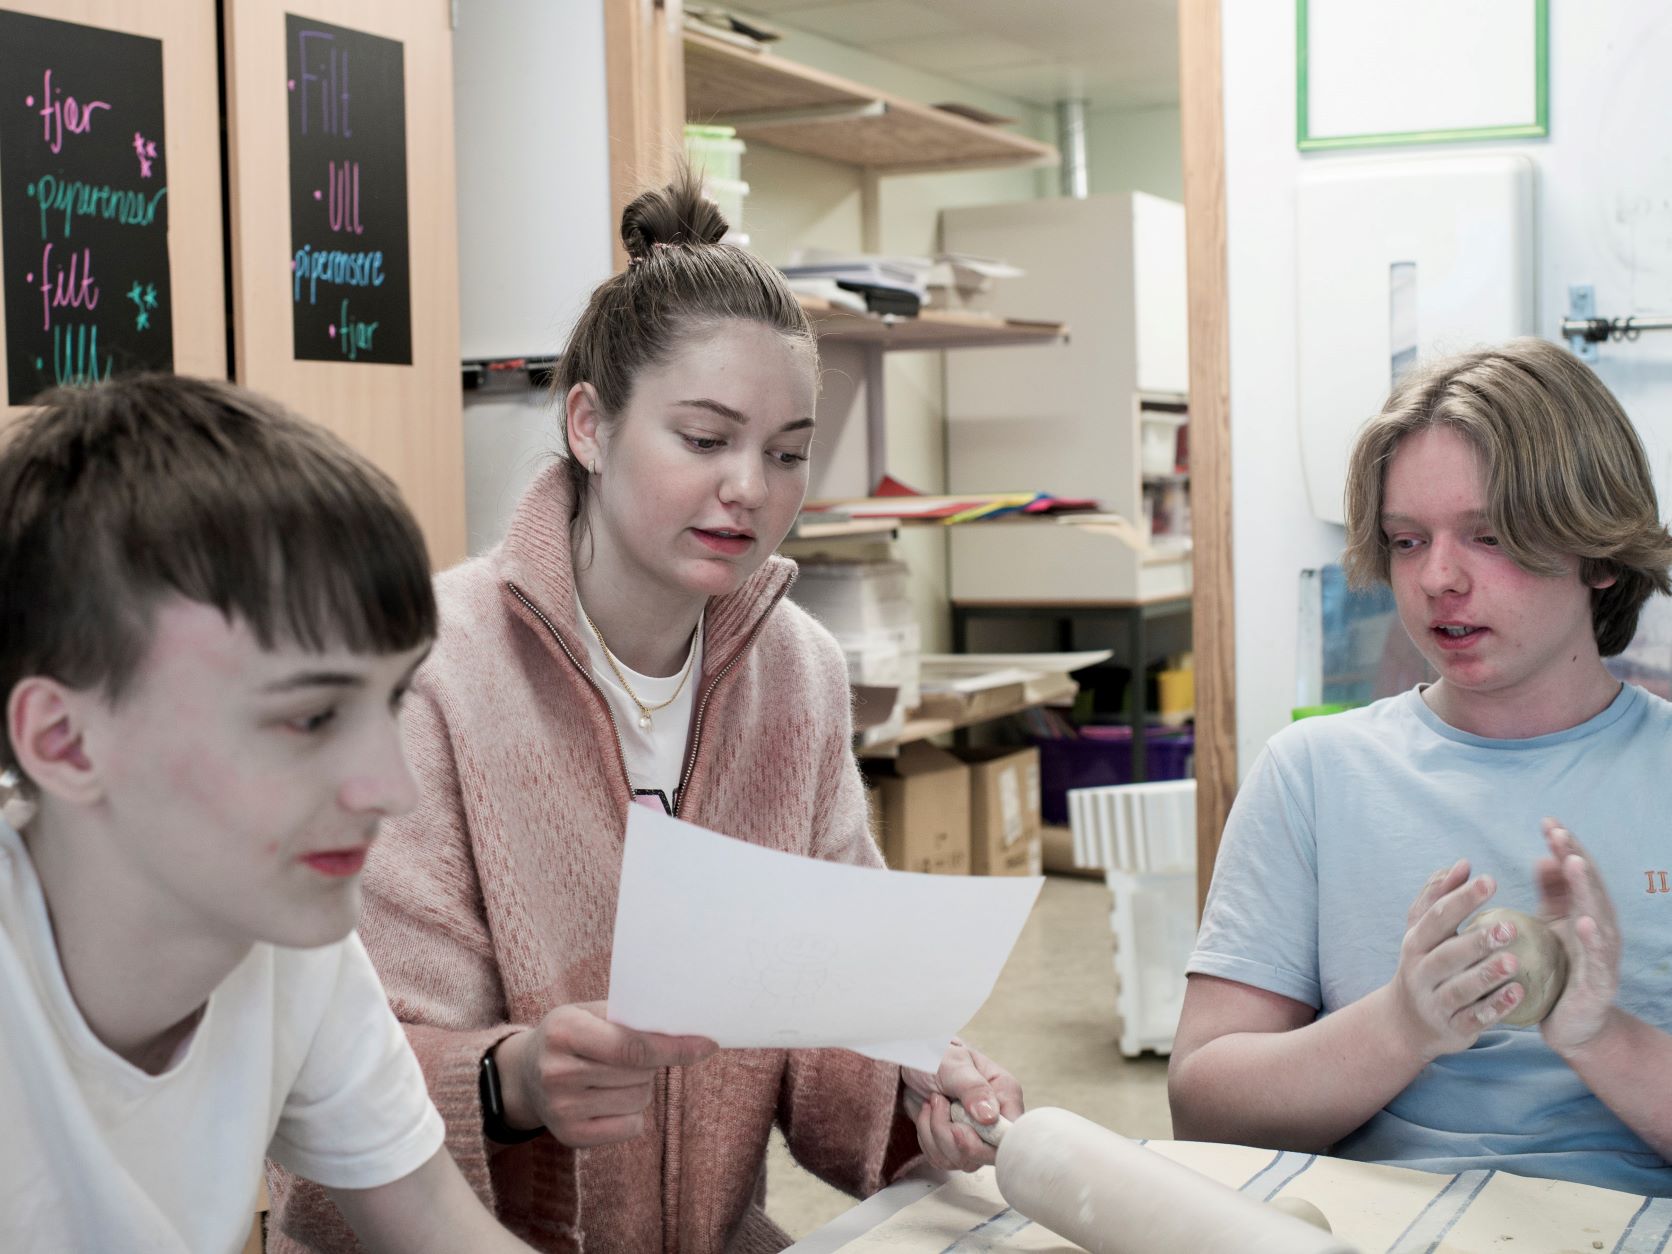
[505,581,637,808]
[507,573,795,818]
[512,577,688,1254]
[660,1064,681,1254]
[512,574,792,1252]
[673,577,794,817]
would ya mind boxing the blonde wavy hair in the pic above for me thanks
[1342,338,1672,657]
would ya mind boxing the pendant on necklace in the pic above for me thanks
[638,713,652,730]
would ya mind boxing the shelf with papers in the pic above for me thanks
[785,517,900,542]
[790,503,1135,544]
[857,677,1080,758]
[683,30,1058,174]
[797,295,1068,351]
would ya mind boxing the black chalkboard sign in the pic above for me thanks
[0,11,174,406]
[286,14,411,365]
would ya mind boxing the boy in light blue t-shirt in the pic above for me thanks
[1173,338,1672,1196]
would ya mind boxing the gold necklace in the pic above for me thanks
[582,609,699,730]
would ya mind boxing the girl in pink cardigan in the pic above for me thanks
[269,173,1022,1252]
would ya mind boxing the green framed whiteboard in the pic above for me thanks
[1297,0,1548,151]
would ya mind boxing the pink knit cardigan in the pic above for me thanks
[268,466,916,1253]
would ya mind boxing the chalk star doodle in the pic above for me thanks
[127,281,158,330]
[132,132,158,178]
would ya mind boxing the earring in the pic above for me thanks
[591,460,600,476]
[0,768,38,831]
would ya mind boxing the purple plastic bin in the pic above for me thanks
[1033,727,1195,826]
[1148,728,1196,782]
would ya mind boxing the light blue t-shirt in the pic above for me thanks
[1191,683,1672,1196]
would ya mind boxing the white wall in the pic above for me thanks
[1224,4,1672,773]
[453,0,614,552]
[453,0,611,360]
[1086,105,1183,201]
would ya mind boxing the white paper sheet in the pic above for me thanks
[607,807,1043,1072]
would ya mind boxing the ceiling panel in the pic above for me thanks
[777,1,963,45]
[880,31,1042,74]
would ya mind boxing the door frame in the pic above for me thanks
[1180,0,1237,910]
[603,0,684,272]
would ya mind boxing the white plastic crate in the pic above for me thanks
[1068,779,1195,872]
[1106,867,1196,1056]
[1067,780,1197,1056]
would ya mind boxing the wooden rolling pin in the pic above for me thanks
[950,1105,1360,1254]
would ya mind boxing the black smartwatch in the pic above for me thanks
[479,1044,544,1145]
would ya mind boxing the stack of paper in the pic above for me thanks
[799,492,1100,527]
[918,650,1110,710]
[782,251,927,298]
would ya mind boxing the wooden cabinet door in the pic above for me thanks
[224,0,464,567]
[0,0,225,423]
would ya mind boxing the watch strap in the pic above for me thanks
[479,1045,545,1145]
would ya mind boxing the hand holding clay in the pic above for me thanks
[1387,859,1525,1061]
[1459,907,1567,1026]
[901,1038,1024,1171]
[1534,819,1623,1057]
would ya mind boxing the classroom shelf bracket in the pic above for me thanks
[865,348,887,491]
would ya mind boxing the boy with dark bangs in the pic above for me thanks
[0,376,532,1251]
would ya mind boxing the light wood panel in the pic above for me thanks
[604,0,686,273]
[683,29,1058,175]
[223,0,465,567]
[0,0,225,424]
[1180,0,1236,912]
[801,296,1066,351]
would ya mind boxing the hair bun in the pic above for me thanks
[621,165,730,262]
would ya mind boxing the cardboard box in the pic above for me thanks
[864,742,970,875]
[953,747,1043,876]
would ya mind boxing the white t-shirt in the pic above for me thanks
[576,595,703,814]
[0,823,445,1254]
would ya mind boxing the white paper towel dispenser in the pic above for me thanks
[1296,155,1537,524]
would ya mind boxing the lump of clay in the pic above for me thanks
[1463,906,1568,1026]
[1269,1197,1331,1233]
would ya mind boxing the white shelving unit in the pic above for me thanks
[942,192,1192,604]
